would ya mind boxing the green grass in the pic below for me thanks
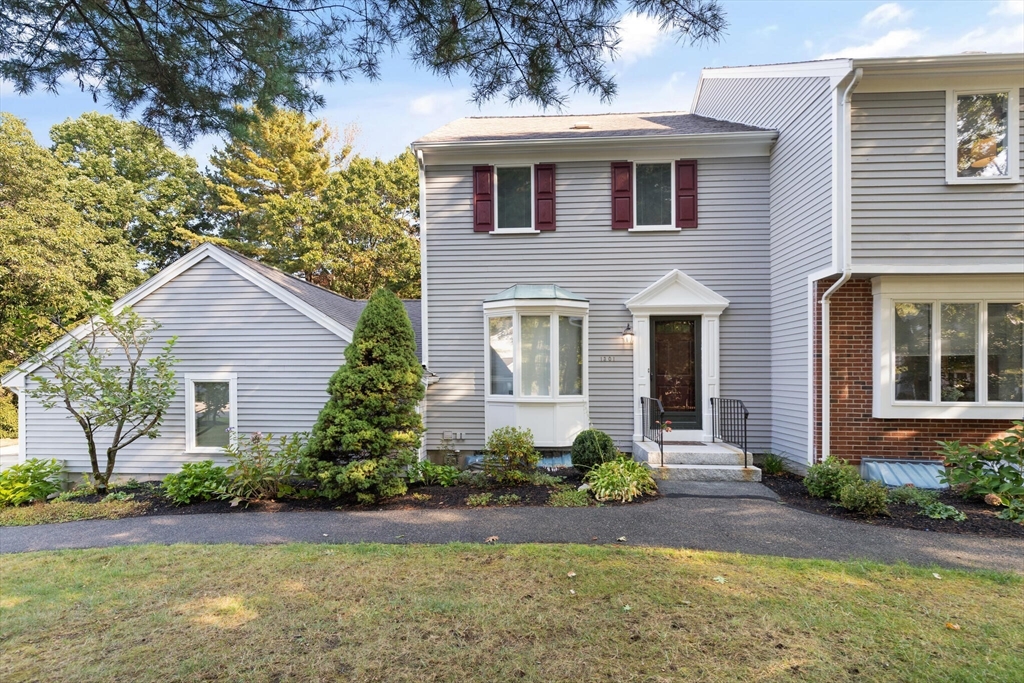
[0,500,149,526]
[1,544,1021,682]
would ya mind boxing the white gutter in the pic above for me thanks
[819,67,863,463]
[411,129,777,152]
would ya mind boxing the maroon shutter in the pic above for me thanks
[676,159,697,229]
[611,161,632,230]
[472,165,494,232]
[535,163,556,231]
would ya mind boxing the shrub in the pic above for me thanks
[585,458,657,503]
[804,457,860,500]
[306,288,424,463]
[223,431,304,502]
[483,426,539,485]
[760,453,787,476]
[162,460,229,505]
[997,498,1024,523]
[456,470,490,489]
[570,429,618,472]
[919,501,967,521]
[302,450,416,503]
[938,421,1024,500]
[497,494,521,506]
[838,479,889,516]
[0,459,64,507]
[887,484,939,507]
[548,488,592,507]
[466,492,492,507]
[408,461,460,487]
[529,471,563,486]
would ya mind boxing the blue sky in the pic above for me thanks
[1,0,1021,164]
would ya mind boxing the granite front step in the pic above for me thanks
[633,440,747,467]
[650,464,763,482]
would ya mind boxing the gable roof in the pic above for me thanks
[414,111,770,146]
[2,244,422,387]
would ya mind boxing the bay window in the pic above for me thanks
[483,285,589,447]
[875,276,1024,418]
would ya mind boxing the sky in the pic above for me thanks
[1,0,1022,165]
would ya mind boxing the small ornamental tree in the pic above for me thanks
[27,306,178,494]
[307,288,423,464]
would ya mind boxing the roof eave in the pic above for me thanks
[412,129,776,151]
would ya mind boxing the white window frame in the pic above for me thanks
[184,373,238,453]
[493,165,537,233]
[483,302,589,401]
[631,160,679,232]
[873,276,1024,419]
[945,88,1020,185]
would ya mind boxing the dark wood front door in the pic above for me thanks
[651,317,701,431]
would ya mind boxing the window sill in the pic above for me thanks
[486,395,587,403]
[874,403,1024,420]
[629,226,681,233]
[945,176,1020,186]
[491,228,540,235]
[185,447,228,455]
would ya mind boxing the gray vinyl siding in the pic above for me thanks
[851,89,1024,266]
[694,76,836,461]
[424,157,771,454]
[22,256,345,476]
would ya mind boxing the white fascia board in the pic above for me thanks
[413,131,777,166]
[1,243,354,386]
[854,263,1024,276]
[699,59,852,80]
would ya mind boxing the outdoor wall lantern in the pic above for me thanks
[622,323,634,344]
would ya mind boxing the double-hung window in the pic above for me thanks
[634,162,674,229]
[875,277,1024,418]
[946,88,1020,183]
[496,166,533,231]
[185,373,237,452]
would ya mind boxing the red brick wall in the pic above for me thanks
[813,277,1012,465]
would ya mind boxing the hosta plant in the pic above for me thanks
[0,458,64,507]
[585,458,657,503]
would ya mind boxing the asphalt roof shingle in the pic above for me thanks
[216,247,422,361]
[414,111,771,145]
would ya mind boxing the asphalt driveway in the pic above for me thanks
[3,491,1021,573]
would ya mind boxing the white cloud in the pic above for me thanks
[755,24,779,37]
[989,1,1024,17]
[819,29,923,59]
[408,90,468,116]
[613,13,669,65]
[942,23,1024,54]
[862,3,913,27]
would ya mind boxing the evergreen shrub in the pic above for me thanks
[570,429,617,471]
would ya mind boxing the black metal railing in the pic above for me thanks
[711,397,750,467]
[640,396,665,465]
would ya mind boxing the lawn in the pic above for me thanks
[1,544,1021,682]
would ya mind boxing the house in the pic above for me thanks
[1,243,421,479]
[411,53,1023,476]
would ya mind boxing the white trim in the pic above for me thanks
[1,243,355,386]
[853,263,1024,275]
[483,300,590,447]
[632,160,675,230]
[417,149,429,367]
[872,275,1024,419]
[413,132,776,166]
[6,375,26,464]
[944,88,1020,185]
[626,270,730,441]
[183,373,238,454]
[699,59,852,80]
[494,164,536,232]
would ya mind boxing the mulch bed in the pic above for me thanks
[761,472,1024,539]
[70,468,655,517]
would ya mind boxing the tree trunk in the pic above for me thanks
[86,432,108,494]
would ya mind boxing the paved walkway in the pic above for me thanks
[3,484,1021,573]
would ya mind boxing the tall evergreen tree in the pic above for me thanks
[307,288,423,463]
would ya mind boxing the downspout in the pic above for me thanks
[820,67,862,462]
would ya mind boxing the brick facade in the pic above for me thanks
[813,277,1013,465]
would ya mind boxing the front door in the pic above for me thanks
[651,317,701,431]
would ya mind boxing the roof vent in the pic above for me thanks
[570,121,593,130]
